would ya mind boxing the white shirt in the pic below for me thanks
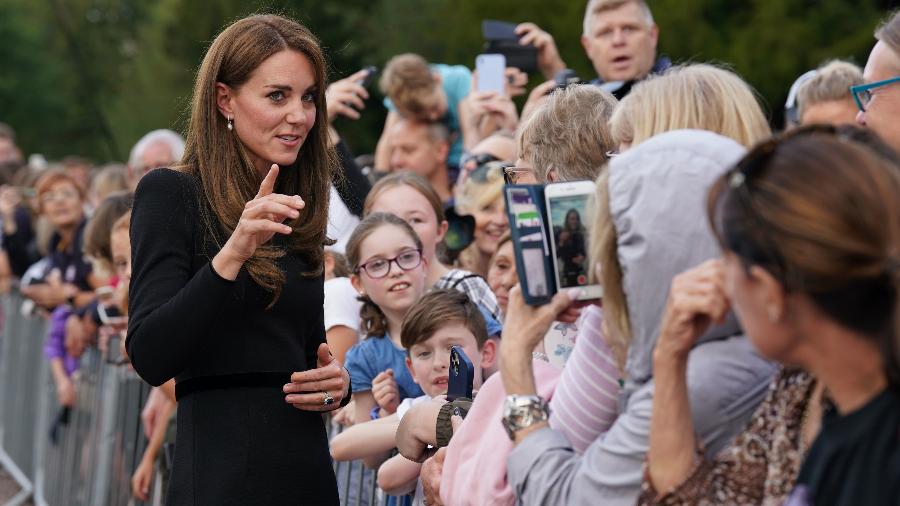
[326,185,359,255]
[323,277,362,334]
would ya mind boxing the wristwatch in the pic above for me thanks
[501,394,550,441]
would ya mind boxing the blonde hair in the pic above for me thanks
[380,53,440,117]
[610,64,772,148]
[516,85,618,182]
[590,171,629,369]
[583,0,654,35]
[797,60,863,120]
[90,164,129,202]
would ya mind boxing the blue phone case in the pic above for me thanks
[503,185,556,306]
[447,346,474,401]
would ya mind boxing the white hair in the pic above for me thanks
[128,129,185,168]
[583,0,655,36]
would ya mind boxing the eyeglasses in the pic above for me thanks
[850,76,900,112]
[502,166,533,185]
[40,189,80,204]
[356,248,423,279]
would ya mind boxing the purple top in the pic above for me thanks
[44,305,79,376]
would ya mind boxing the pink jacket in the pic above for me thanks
[440,359,561,506]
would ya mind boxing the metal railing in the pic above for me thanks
[0,290,161,506]
[0,289,408,506]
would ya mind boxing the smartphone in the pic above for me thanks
[357,65,378,88]
[447,346,474,401]
[475,54,506,95]
[545,181,602,300]
[504,186,553,305]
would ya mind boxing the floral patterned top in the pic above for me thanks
[639,368,817,506]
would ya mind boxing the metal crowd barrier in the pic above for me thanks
[0,290,162,506]
[0,288,408,506]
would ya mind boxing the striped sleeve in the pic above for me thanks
[549,305,622,454]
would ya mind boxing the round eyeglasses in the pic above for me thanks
[356,249,423,279]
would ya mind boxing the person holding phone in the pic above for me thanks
[127,15,350,505]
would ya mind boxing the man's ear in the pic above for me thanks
[406,355,420,385]
[480,338,498,371]
[215,82,235,118]
[432,71,443,86]
[648,24,660,50]
[749,265,787,323]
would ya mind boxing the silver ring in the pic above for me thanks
[323,391,334,406]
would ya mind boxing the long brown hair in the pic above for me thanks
[345,212,424,339]
[708,126,900,386]
[180,14,336,302]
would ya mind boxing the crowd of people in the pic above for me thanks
[1,0,899,504]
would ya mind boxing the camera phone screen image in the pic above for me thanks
[508,188,550,297]
[548,193,595,289]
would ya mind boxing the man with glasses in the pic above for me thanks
[855,11,900,151]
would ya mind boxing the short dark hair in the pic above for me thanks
[401,289,488,352]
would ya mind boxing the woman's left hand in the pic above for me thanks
[284,343,350,412]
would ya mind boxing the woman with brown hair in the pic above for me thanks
[127,14,350,504]
[644,126,900,504]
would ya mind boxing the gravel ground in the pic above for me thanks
[0,466,33,505]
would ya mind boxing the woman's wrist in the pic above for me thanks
[212,243,244,281]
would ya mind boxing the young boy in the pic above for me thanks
[329,289,497,497]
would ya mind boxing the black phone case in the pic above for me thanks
[503,184,556,306]
[447,346,474,401]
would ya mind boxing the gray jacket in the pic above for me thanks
[507,130,778,505]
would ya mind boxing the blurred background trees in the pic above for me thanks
[2,0,897,162]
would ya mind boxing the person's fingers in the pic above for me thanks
[450,414,463,432]
[241,218,292,236]
[283,376,344,394]
[243,201,300,222]
[255,164,279,199]
[514,22,534,35]
[317,342,334,367]
[338,91,366,111]
[346,68,371,83]
[290,362,342,383]
[348,83,370,100]
[248,193,305,211]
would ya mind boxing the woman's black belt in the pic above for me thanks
[175,372,292,400]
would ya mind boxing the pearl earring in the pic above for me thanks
[227,117,233,131]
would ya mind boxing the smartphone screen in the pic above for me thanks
[507,187,550,298]
[476,54,506,95]
[546,184,599,297]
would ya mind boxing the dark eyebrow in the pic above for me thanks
[265,84,292,91]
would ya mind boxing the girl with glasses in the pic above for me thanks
[364,172,501,320]
[344,212,430,427]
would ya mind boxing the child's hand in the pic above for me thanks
[372,369,400,415]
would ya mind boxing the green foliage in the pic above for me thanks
[1,0,894,162]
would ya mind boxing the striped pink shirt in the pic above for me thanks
[549,304,622,454]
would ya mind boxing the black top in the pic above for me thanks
[127,168,325,388]
[791,387,900,505]
[1,206,40,278]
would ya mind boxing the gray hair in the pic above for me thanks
[127,129,185,168]
[583,0,654,36]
